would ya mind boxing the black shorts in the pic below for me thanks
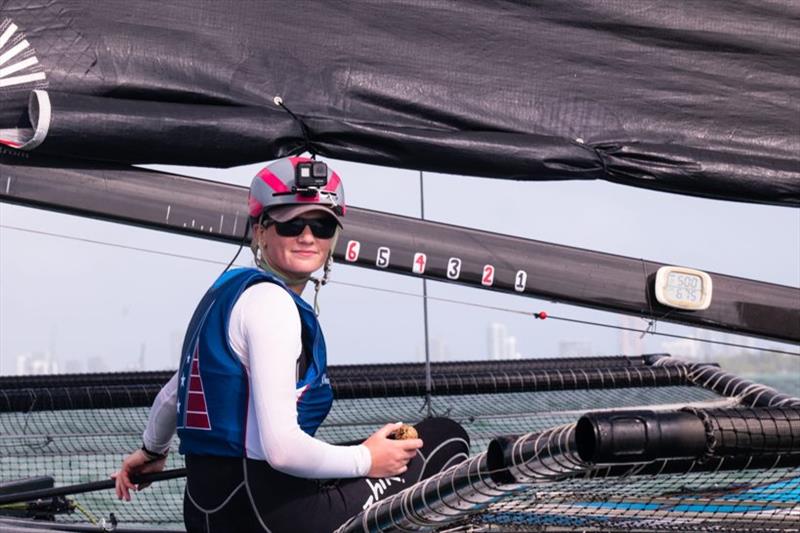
[183,417,470,533]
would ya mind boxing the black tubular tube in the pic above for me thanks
[0,477,53,496]
[336,452,514,533]
[0,355,656,390]
[331,354,653,379]
[338,413,800,533]
[652,355,800,407]
[575,410,707,463]
[486,425,585,485]
[699,407,800,455]
[0,385,164,412]
[0,371,175,390]
[331,365,689,399]
[2,151,798,343]
[0,469,186,507]
[575,407,800,465]
[596,453,800,476]
[0,363,692,413]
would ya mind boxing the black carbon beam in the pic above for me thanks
[1,149,798,343]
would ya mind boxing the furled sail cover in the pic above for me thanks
[0,1,797,206]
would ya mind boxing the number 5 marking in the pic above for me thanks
[345,240,360,262]
[482,264,495,286]
[412,253,427,274]
[514,270,527,292]
[447,257,462,280]
[376,247,390,268]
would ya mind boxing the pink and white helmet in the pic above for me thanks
[248,157,346,224]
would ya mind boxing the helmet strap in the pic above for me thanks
[308,229,339,315]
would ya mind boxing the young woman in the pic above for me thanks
[114,157,470,532]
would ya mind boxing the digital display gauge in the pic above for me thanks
[654,266,713,311]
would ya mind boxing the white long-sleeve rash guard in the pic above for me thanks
[142,282,372,479]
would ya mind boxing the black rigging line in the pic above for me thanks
[2,223,798,357]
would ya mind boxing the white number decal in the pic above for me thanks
[481,264,495,286]
[345,240,360,262]
[412,253,427,274]
[446,257,462,280]
[375,247,390,268]
[514,270,527,292]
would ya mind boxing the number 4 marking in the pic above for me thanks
[345,240,360,262]
[482,264,495,286]
[412,253,427,274]
[376,247,390,268]
[514,270,527,292]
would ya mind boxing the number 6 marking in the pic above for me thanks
[412,253,427,274]
[345,240,360,262]
[447,257,462,280]
[482,264,495,286]
[514,270,527,292]
[376,247,390,268]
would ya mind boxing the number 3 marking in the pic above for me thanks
[514,270,527,292]
[412,253,427,274]
[482,264,495,286]
[376,247,390,268]
[345,240,360,262]
[447,257,462,280]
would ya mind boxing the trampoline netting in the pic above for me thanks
[0,354,798,532]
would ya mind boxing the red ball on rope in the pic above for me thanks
[534,311,548,320]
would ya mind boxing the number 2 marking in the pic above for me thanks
[413,253,427,274]
[447,257,462,280]
[482,264,495,286]
[376,247,390,268]
[345,240,360,262]
[514,270,527,292]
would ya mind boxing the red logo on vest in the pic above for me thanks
[185,343,212,430]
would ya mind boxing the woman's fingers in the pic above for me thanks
[376,422,404,439]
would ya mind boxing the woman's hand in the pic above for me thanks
[363,422,423,478]
[112,449,167,501]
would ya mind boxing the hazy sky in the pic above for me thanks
[1,158,798,374]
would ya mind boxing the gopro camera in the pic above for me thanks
[295,161,329,190]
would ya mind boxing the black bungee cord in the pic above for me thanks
[219,96,316,276]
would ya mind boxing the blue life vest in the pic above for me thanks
[176,268,333,457]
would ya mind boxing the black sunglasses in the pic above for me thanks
[266,216,339,239]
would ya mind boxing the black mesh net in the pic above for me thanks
[0,355,798,532]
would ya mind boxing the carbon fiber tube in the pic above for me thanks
[2,151,798,342]
[574,407,800,465]
[0,385,163,412]
[338,410,800,532]
[575,410,707,463]
[331,365,689,399]
[652,355,800,407]
[697,406,800,455]
[336,452,516,533]
[0,362,691,412]
[0,355,655,391]
[331,355,654,379]
[0,371,175,390]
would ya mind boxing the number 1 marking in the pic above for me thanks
[345,240,360,262]
[412,253,427,274]
[514,270,527,292]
